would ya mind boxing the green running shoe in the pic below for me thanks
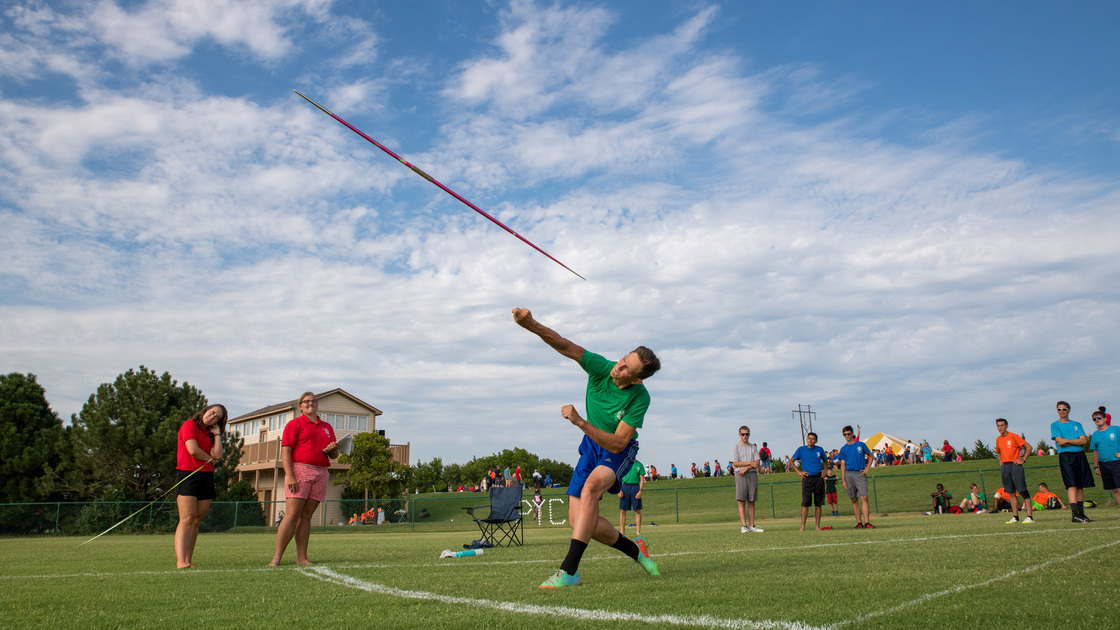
[539,570,581,588]
[633,536,660,576]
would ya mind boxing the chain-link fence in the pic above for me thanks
[3,462,1114,537]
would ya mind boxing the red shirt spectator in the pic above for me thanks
[282,413,336,467]
[177,420,215,472]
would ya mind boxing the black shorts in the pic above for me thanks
[176,469,216,500]
[1058,452,1096,489]
[801,475,825,507]
[1099,460,1120,490]
[1000,463,1028,494]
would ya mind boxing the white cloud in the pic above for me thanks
[1,1,1117,470]
[88,0,328,65]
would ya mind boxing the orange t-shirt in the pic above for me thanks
[1033,491,1059,505]
[995,431,1027,463]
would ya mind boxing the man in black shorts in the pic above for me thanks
[792,432,827,531]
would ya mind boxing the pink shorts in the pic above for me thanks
[290,462,329,502]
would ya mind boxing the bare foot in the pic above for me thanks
[799,526,805,531]
[296,559,314,566]
[267,560,281,567]
[177,563,192,569]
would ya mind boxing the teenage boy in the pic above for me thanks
[839,425,874,529]
[513,307,661,588]
[792,432,827,531]
[1032,483,1066,511]
[1051,401,1095,523]
[618,460,646,537]
[994,418,1034,524]
[731,426,763,533]
[1089,409,1120,509]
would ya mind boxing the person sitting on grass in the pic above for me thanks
[1031,483,1067,510]
[991,488,1013,512]
[959,483,986,513]
[930,483,952,514]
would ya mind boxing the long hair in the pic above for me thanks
[190,404,228,436]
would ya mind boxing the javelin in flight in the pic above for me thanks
[294,90,586,280]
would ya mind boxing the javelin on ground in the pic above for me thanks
[293,90,586,281]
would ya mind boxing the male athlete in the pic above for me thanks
[513,307,661,588]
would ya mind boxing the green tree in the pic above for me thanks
[214,431,246,500]
[457,448,573,489]
[442,462,464,489]
[340,432,412,507]
[60,366,207,501]
[970,439,996,460]
[413,457,445,492]
[0,373,67,502]
[204,479,266,530]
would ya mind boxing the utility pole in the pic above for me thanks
[793,404,816,445]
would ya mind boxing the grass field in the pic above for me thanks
[2,507,1118,629]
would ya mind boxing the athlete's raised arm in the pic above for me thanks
[512,308,585,362]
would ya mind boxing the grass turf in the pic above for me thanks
[2,509,1118,629]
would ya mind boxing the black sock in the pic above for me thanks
[611,534,641,561]
[559,539,588,575]
[1074,502,1084,518]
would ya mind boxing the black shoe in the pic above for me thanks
[1072,516,1090,524]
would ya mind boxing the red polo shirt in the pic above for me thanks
[282,414,336,467]
[177,420,215,471]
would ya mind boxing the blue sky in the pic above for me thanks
[2,0,1118,473]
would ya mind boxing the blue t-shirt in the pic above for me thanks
[1051,420,1088,454]
[793,445,827,475]
[838,441,871,472]
[1089,426,1120,463]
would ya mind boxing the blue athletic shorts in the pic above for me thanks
[619,482,642,510]
[567,434,638,498]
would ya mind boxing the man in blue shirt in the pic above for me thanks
[792,432,827,531]
[1051,400,1095,523]
[838,425,875,529]
[1090,409,1120,509]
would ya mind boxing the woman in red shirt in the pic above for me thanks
[269,392,339,566]
[175,404,227,568]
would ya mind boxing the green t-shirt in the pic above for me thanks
[622,460,646,485]
[580,350,650,440]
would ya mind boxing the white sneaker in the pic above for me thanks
[748,526,764,533]
[741,526,749,533]
[1021,516,1034,523]
[975,508,985,514]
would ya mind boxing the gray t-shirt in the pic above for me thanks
[733,442,759,470]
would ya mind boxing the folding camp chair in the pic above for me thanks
[462,483,524,547]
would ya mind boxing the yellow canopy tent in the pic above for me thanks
[862,432,907,454]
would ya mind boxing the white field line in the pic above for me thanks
[3,525,1116,580]
[829,538,1120,628]
[301,565,827,630]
